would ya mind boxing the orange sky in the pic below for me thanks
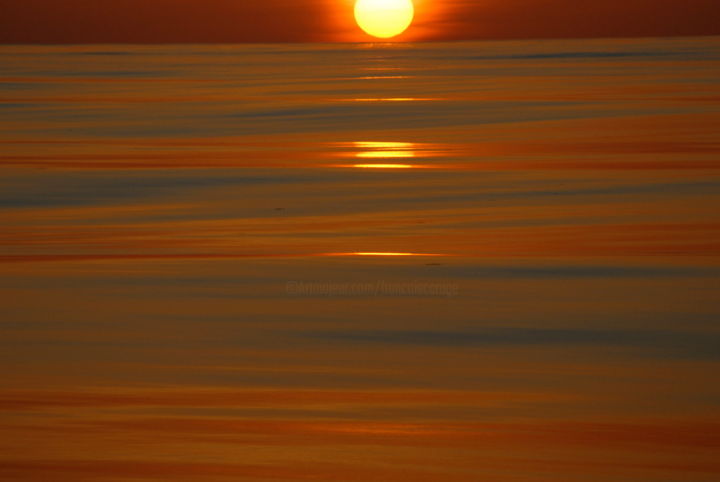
[0,0,718,43]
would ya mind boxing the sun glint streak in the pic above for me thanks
[353,140,416,160]
[353,163,415,169]
[356,252,416,256]
[354,141,414,150]
[324,252,447,257]
[349,97,434,102]
[356,151,415,159]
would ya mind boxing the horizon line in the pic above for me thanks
[1,33,719,47]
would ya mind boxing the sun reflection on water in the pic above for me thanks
[352,163,415,169]
[347,97,436,102]
[329,140,449,169]
[355,140,415,160]
[323,252,447,257]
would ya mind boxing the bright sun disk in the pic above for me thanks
[354,0,414,39]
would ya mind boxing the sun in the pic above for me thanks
[354,0,414,39]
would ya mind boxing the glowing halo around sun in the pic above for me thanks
[354,0,415,39]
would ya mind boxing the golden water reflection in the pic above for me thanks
[354,141,416,158]
[354,76,412,80]
[331,141,439,169]
[352,163,415,169]
[324,252,448,257]
[344,97,436,102]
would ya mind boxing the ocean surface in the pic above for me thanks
[1,37,719,481]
